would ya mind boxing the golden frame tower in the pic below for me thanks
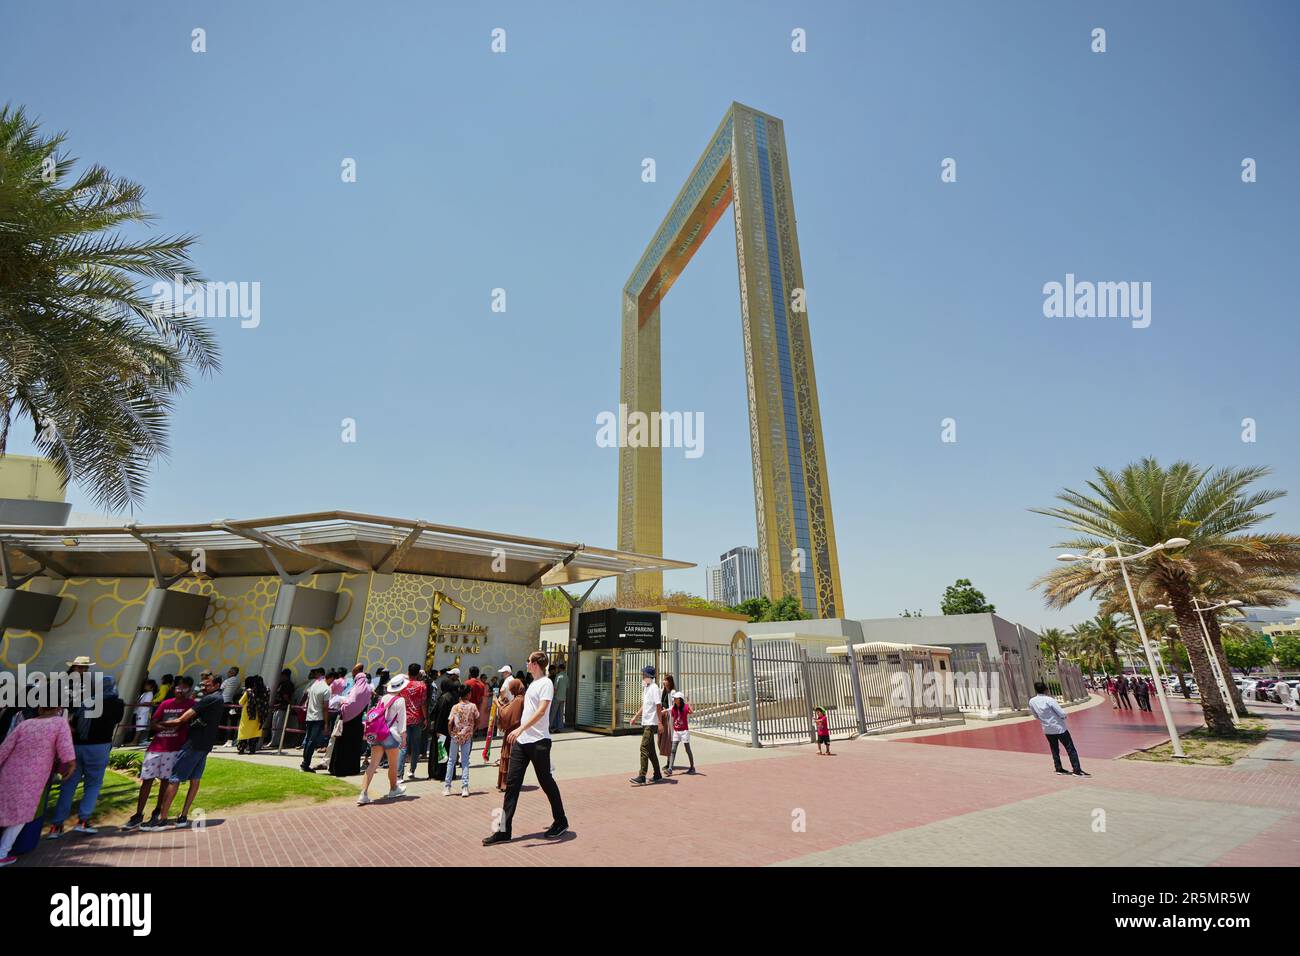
[617,103,843,618]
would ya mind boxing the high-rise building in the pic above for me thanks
[719,546,762,607]
[704,564,724,604]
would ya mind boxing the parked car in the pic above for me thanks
[1254,679,1276,702]
[1267,679,1299,704]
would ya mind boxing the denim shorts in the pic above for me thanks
[168,747,209,783]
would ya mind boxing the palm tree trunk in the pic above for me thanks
[1203,615,1249,714]
[1166,637,1190,699]
[1167,586,1235,735]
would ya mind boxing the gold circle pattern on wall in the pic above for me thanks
[357,573,544,674]
[151,576,281,679]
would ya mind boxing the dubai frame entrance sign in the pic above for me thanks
[618,103,843,618]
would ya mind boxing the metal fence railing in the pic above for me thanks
[543,635,1097,748]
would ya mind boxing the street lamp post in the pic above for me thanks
[1057,538,1188,758]
[1156,598,1242,724]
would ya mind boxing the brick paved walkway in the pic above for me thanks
[903,693,1207,759]
[17,704,1299,867]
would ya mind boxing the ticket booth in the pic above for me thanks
[574,608,662,735]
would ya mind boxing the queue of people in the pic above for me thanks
[0,650,585,861]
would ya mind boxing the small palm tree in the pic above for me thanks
[0,105,220,509]
[1033,458,1300,736]
[1067,620,1110,676]
[1039,627,1068,669]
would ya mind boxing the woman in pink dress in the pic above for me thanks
[0,707,75,865]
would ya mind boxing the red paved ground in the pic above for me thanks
[19,720,1298,868]
[902,694,1205,758]
[16,698,1296,868]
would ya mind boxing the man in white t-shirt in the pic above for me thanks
[482,651,569,846]
[628,665,663,785]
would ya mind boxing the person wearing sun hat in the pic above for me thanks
[357,673,408,805]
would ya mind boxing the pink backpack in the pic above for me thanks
[363,698,394,745]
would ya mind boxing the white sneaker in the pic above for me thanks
[404,772,417,781]
[356,793,372,806]
[72,821,97,834]
[442,787,453,796]
[460,788,470,798]
[385,785,406,800]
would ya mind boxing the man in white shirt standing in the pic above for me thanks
[482,651,569,846]
[1028,681,1089,777]
[628,665,663,786]
[299,668,331,773]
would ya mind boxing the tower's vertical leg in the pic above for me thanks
[730,106,842,618]
[617,298,663,600]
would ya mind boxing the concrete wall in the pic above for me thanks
[745,617,864,642]
[858,614,998,652]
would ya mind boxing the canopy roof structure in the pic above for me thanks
[0,510,694,589]
[828,642,954,656]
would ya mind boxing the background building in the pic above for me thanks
[0,454,71,526]
[704,564,724,604]
[719,545,762,606]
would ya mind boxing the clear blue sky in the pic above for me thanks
[3,0,1298,629]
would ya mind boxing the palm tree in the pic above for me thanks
[0,105,220,510]
[1082,613,1133,673]
[1066,620,1111,676]
[1190,573,1300,712]
[1032,459,1300,736]
[1039,627,1068,669]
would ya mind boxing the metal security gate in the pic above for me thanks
[805,655,859,739]
[672,639,753,738]
[749,639,821,742]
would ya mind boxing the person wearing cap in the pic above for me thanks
[496,666,515,703]
[628,665,664,786]
[482,650,568,845]
[493,678,525,791]
[357,674,408,805]
[48,672,124,838]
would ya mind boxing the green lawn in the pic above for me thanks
[45,752,357,825]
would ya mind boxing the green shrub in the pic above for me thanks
[108,749,143,773]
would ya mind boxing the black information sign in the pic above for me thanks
[577,608,662,650]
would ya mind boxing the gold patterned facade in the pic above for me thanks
[617,103,843,618]
[2,572,542,684]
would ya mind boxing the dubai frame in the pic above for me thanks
[618,103,843,618]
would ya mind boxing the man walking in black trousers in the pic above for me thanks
[1115,675,1134,710]
[1028,681,1089,777]
[483,650,568,846]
